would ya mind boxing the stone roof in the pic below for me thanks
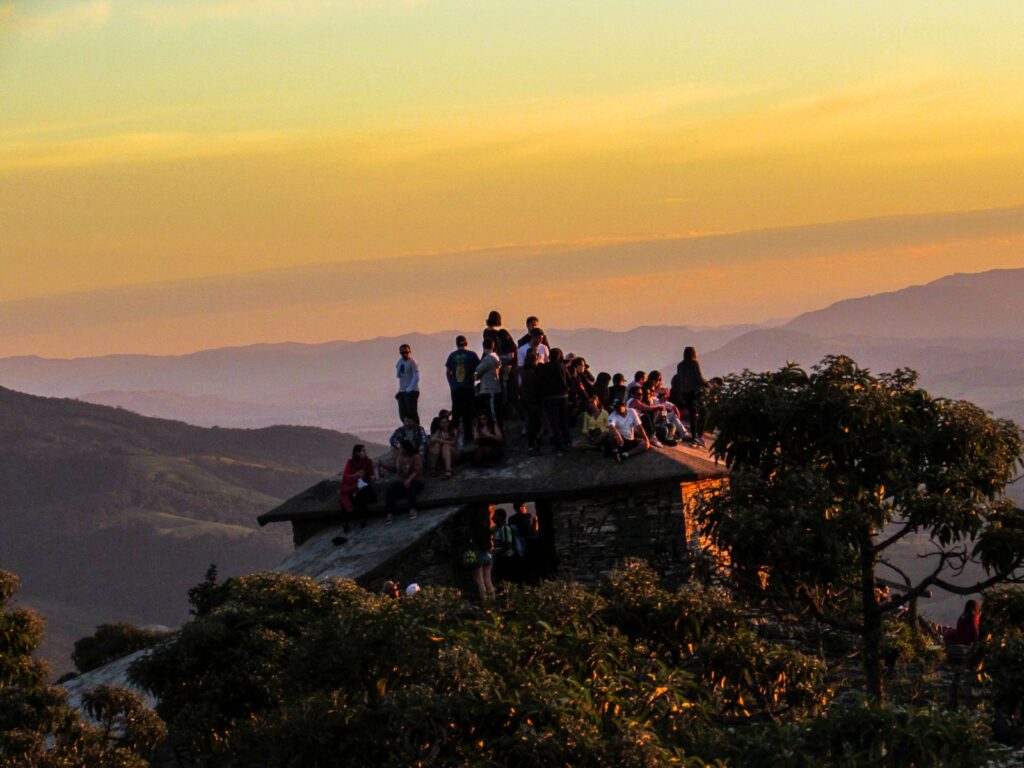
[258,433,725,527]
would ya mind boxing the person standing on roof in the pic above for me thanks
[672,346,707,447]
[476,336,503,427]
[517,316,549,349]
[446,335,479,446]
[483,310,517,419]
[395,343,420,424]
[517,327,550,367]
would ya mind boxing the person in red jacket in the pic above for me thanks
[944,599,982,646]
[339,444,376,531]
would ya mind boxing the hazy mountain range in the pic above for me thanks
[0,386,376,672]
[1,268,1022,444]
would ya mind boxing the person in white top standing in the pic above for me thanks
[395,343,420,424]
[608,397,650,462]
[476,337,503,427]
[516,327,550,367]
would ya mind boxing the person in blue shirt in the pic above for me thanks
[445,335,479,445]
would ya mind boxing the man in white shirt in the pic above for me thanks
[608,397,650,461]
[517,327,550,367]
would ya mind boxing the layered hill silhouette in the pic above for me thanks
[784,268,1024,340]
[0,386,376,672]
[0,325,755,444]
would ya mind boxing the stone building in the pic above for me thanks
[259,437,726,593]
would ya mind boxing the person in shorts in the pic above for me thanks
[608,397,650,461]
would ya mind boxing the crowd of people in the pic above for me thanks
[339,309,711,530]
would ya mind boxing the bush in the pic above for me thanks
[72,622,169,673]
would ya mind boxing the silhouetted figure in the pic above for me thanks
[673,346,707,446]
[445,335,479,445]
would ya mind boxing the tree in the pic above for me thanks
[0,569,166,767]
[695,356,1024,699]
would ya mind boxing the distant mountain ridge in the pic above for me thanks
[0,386,378,672]
[784,268,1024,340]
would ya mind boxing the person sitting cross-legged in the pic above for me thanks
[384,439,425,524]
[579,394,623,456]
[608,397,650,462]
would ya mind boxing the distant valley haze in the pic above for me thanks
[3,267,1024,446]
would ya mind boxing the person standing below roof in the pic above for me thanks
[672,346,707,447]
[517,315,549,349]
[517,327,550,367]
[476,336,503,427]
[446,335,479,446]
[608,396,650,462]
[394,343,420,424]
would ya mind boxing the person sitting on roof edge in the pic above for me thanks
[428,409,458,480]
[580,394,622,457]
[608,396,650,462]
[339,443,376,532]
[384,439,424,525]
[383,416,428,474]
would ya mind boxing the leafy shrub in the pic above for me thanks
[72,622,169,673]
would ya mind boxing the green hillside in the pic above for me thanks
[0,386,378,673]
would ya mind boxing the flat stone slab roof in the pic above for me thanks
[274,504,463,582]
[259,433,725,527]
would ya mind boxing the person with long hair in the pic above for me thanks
[673,346,707,447]
[339,443,375,531]
[472,411,504,466]
[471,505,496,601]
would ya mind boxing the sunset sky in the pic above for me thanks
[3,0,1024,357]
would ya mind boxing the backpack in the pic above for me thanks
[493,524,515,558]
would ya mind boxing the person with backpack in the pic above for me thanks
[483,310,518,419]
[491,507,516,587]
[445,335,479,446]
[509,502,539,584]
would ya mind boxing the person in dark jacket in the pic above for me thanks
[537,347,572,455]
[519,348,543,454]
[673,346,707,446]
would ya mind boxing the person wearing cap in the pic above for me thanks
[445,335,479,445]
[394,343,420,424]
[608,396,650,461]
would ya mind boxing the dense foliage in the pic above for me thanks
[129,563,996,767]
[696,356,1024,698]
[0,570,165,768]
[71,623,170,675]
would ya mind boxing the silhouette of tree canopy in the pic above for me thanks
[697,355,1024,700]
[0,570,165,767]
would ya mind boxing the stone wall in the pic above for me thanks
[549,484,691,585]
[345,478,727,596]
